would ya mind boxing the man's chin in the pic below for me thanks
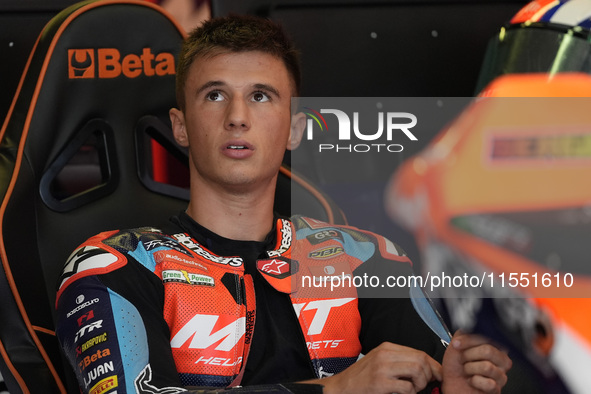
[219,175,276,194]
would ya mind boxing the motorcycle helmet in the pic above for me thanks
[475,0,591,93]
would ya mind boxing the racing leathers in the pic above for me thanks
[55,212,447,393]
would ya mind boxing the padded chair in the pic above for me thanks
[0,1,345,393]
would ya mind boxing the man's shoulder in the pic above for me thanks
[291,215,379,236]
[56,227,179,295]
[87,226,173,251]
[291,215,410,262]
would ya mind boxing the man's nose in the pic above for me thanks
[225,97,250,130]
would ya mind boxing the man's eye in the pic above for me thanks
[252,92,269,102]
[206,91,224,101]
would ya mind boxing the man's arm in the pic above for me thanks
[300,231,511,393]
[299,292,511,394]
[304,341,442,394]
[55,235,184,393]
[303,332,511,394]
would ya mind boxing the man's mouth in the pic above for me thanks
[223,141,254,156]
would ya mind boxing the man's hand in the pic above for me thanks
[311,342,442,394]
[441,331,512,394]
[304,333,511,394]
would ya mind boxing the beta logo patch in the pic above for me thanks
[69,49,94,78]
[162,270,214,287]
[68,47,175,79]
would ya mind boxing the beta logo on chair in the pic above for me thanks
[68,48,175,79]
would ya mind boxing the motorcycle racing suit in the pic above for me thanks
[55,212,447,393]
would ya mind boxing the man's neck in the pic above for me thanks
[185,178,277,242]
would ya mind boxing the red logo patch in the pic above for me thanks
[258,259,290,275]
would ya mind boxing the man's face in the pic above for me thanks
[170,50,303,192]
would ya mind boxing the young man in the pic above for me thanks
[56,15,511,394]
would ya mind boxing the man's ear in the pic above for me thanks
[287,112,306,151]
[169,108,188,147]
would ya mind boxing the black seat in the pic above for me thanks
[0,2,186,392]
[0,1,345,392]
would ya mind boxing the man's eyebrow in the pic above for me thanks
[196,80,225,95]
[253,83,280,98]
[195,81,281,98]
